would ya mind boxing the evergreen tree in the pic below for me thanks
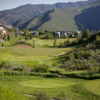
[82,29,90,39]
[3,34,7,41]
[7,34,11,41]
[29,34,33,39]
[23,29,29,37]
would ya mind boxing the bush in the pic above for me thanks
[0,62,7,69]
[32,64,48,73]
[49,70,61,75]
[34,91,49,100]
[44,73,58,78]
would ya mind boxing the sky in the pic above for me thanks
[0,0,87,11]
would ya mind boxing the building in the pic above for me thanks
[29,31,39,36]
[55,31,67,38]
[0,24,7,36]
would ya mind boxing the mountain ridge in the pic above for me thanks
[18,0,100,31]
[0,0,97,25]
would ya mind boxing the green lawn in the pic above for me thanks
[84,79,100,96]
[19,79,76,88]
[27,38,76,47]
[0,43,73,66]
[0,76,100,100]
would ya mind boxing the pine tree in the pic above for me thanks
[7,34,11,41]
[82,29,90,39]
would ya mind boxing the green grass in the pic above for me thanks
[19,79,76,88]
[0,76,100,100]
[27,38,75,47]
[0,46,72,66]
[0,38,74,66]
[84,79,100,96]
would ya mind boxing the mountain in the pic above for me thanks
[18,0,100,31]
[75,5,100,31]
[0,0,97,26]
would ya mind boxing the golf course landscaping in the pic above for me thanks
[0,75,100,100]
[0,34,100,100]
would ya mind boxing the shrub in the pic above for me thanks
[44,73,58,78]
[32,64,48,73]
[34,91,49,100]
[49,70,61,75]
[57,92,67,100]
[0,62,7,69]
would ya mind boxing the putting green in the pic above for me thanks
[85,80,100,95]
[19,79,75,88]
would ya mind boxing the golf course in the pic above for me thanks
[0,35,100,100]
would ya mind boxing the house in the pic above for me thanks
[60,31,68,38]
[55,31,67,38]
[73,31,81,38]
[66,31,74,38]
[55,32,61,38]
[0,24,7,36]
[14,28,24,36]
[29,31,39,36]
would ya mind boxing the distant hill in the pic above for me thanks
[18,0,100,31]
[0,0,97,26]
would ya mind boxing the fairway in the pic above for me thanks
[85,79,100,95]
[0,46,72,66]
[19,79,75,88]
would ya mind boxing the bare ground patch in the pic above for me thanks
[15,44,33,48]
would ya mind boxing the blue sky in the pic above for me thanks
[0,0,87,11]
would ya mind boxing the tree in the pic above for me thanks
[47,33,54,39]
[95,35,100,46]
[3,34,7,41]
[53,38,57,47]
[29,34,33,39]
[15,33,18,37]
[82,29,90,39]
[23,29,29,37]
[7,34,11,41]
[33,38,35,46]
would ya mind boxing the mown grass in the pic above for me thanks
[0,76,100,100]
[27,38,75,47]
[19,79,76,88]
[0,46,72,66]
[84,79,100,96]
[0,38,74,66]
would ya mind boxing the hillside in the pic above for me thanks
[0,0,97,26]
[18,0,100,31]
[21,9,80,31]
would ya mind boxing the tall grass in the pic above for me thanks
[0,87,28,100]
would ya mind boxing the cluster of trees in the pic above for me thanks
[23,29,32,40]
[3,34,11,41]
